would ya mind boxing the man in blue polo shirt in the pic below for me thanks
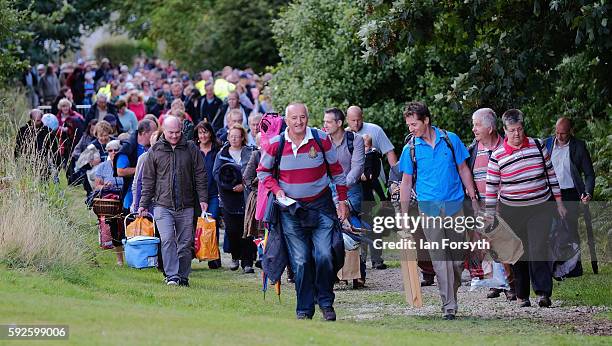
[398,101,477,320]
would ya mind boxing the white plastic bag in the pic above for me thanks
[470,262,509,291]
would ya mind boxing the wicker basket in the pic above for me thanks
[92,198,122,217]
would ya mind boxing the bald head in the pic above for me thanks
[346,105,363,132]
[285,103,309,137]
[555,117,572,145]
[163,116,182,146]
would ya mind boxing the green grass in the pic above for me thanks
[0,185,610,345]
[554,263,612,307]
[1,262,608,346]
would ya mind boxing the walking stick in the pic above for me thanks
[581,203,598,274]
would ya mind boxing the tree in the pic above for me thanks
[14,0,112,63]
[111,0,288,73]
[357,0,611,138]
[0,0,28,85]
[270,0,409,143]
[271,0,611,198]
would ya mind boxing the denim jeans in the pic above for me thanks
[280,208,335,316]
[347,184,362,214]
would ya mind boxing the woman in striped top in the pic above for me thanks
[485,109,567,308]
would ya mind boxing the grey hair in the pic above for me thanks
[285,103,309,117]
[30,108,42,119]
[501,109,524,128]
[472,108,497,130]
[105,140,121,151]
[96,92,108,101]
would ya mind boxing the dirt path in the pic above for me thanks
[333,266,611,336]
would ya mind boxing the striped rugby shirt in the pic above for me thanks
[485,137,561,214]
[257,127,348,202]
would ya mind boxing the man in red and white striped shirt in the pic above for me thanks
[485,109,566,308]
[257,103,348,321]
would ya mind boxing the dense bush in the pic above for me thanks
[94,38,154,66]
[111,0,287,73]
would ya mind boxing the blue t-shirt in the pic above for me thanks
[117,144,147,209]
[399,126,468,216]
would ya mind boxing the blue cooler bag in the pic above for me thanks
[122,236,160,269]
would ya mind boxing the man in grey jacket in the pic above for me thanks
[138,116,208,286]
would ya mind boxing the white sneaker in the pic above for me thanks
[166,278,179,286]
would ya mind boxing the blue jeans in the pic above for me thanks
[207,196,220,219]
[330,184,362,214]
[280,209,335,316]
[347,184,362,214]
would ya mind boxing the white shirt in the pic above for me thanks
[229,148,242,165]
[551,139,574,189]
[284,127,314,157]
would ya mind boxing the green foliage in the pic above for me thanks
[272,0,611,199]
[94,38,154,66]
[14,0,112,63]
[192,0,287,72]
[0,0,29,84]
[111,0,287,72]
[270,0,406,141]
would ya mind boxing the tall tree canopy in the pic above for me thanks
[14,0,112,63]
[111,0,288,72]
[270,0,611,198]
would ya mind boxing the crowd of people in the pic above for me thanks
[15,57,595,322]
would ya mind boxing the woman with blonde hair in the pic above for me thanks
[212,124,255,273]
[160,99,195,140]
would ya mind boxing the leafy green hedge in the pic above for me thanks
[94,38,155,66]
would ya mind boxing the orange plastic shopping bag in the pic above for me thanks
[126,216,155,238]
[195,213,219,261]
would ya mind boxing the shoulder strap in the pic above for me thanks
[345,131,354,155]
[534,138,553,194]
[407,135,417,184]
[467,139,478,172]
[440,130,457,166]
[273,132,286,180]
[311,128,332,178]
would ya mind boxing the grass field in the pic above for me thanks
[0,186,610,345]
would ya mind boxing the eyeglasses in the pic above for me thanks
[228,135,242,140]
[107,149,118,153]
[506,127,524,134]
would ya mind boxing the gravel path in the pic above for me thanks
[216,230,610,336]
[333,266,611,336]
